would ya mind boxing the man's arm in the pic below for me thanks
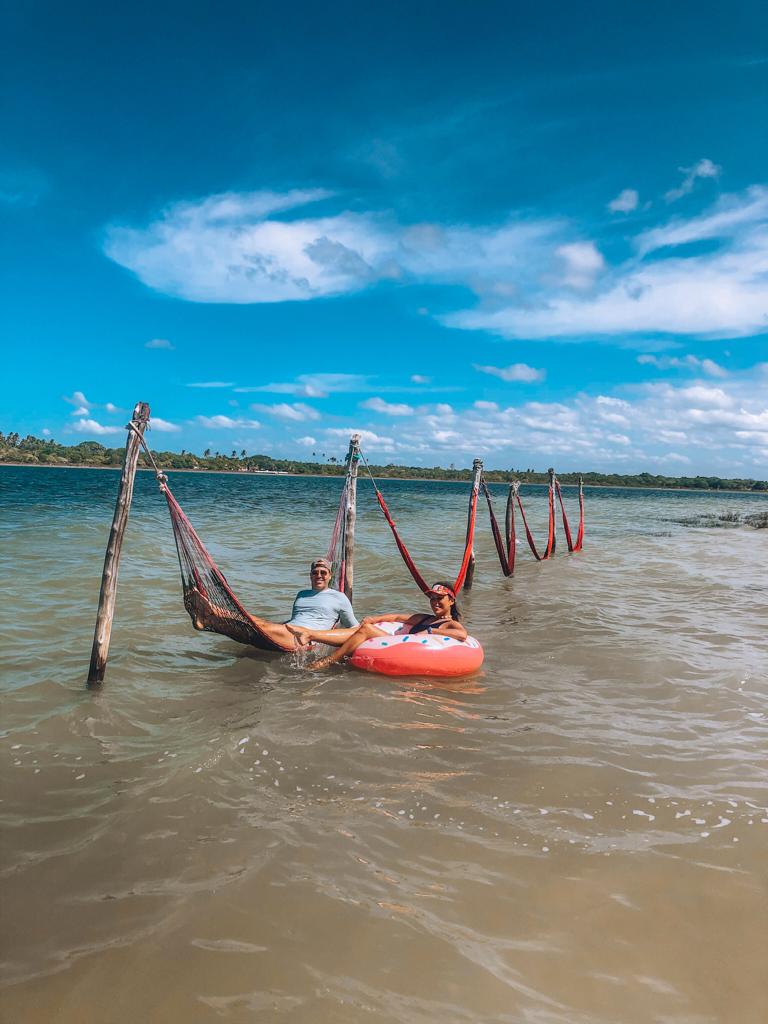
[336,593,359,628]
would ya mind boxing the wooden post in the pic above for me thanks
[342,433,361,601]
[463,458,483,590]
[87,402,150,688]
[548,467,557,556]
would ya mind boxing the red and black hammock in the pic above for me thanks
[131,423,354,653]
[360,455,480,595]
[482,474,584,576]
[160,474,352,652]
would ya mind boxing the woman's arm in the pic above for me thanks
[431,619,468,640]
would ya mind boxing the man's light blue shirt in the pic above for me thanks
[286,588,358,630]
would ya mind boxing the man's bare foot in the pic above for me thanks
[287,625,312,647]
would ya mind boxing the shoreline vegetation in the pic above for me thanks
[1,431,766,492]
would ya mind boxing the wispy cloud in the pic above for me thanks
[324,427,396,451]
[236,373,370,397]
[665,158,721,203]
[145,337,174,350]
[637,354,727,377]
[250,402,320,422]
[360,397,415,416]
[0,165,48,207]
[194,415,261,429]
[187,381,235,388]
[64,390,92,413]
[448,186,768,340]
[70,418,124,436]
[149,417,181,431]
[608,188,639,214]
[474,363,546,383]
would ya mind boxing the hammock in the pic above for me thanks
[159,475,353,652]
[359,453,479,594]
[483,475,584,575]
[131,425,354,653]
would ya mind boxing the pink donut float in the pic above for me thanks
[350,622,484,677]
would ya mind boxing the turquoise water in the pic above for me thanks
[1,466,767,1023]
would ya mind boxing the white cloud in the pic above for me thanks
[195,415,261,429]
[324,427,396,451]
[637,186,768,256]
[556,241,605,289]
[665,158,721,203]
[103,181,768,347]
[410,374,431,384]
[637,354,728,377]
[187,381,235,388]
[64,390,92,411]
[104,188,563,304]
[42,428,51,436]
[236,373,369,397]
[250,402,320,422]
[145,337,174,350]
[296,435,317,446]
[71,418,124,436]
[608,189,639,214]
[474,363,546,383]
[360,397,415,416]
[149,417,181,432]
[322,372,768,472]
[448,187,768,340]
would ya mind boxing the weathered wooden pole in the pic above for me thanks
[548,467,557,556]
[463,457,483,590]
[86,402,150,688]
[342,433,361,601]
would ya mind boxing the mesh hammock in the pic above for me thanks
[159,475,352,653]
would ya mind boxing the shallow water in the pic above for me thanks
[1,466,767,1023]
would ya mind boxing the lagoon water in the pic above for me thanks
[1,465,767,1023]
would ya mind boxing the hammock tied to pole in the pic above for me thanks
[358,450,480,594]
[482,471,584,575]
[129,423,356,653]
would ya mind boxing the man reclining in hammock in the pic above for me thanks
[246,558,359,650]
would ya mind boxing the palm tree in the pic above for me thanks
[240,449,246,459]
[204,448,211,458]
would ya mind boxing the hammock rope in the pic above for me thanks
[358,449,479,594]
[481,478,515,576]
[554,476,584,553]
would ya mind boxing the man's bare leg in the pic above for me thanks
[286,625,359,648]
[247,615,299,651]
[311,623,388,670]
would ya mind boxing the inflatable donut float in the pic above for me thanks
[350,622,484,677]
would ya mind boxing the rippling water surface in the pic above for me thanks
[1,466,767,1023]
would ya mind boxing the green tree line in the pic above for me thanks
[1,430,766,491]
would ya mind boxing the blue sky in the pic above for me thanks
[2,1,767,474]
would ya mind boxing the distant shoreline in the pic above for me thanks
[2,461,766,496]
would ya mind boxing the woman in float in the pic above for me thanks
[290,582,467,670]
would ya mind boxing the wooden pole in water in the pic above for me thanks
[86,401,150,688]
[463,457,483,590]
[548,467,557,556]
[342,433,361,601]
